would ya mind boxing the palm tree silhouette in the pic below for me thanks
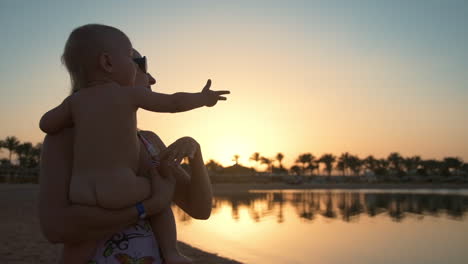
[250,152,261,169]
[276,153,284,169]
[16,142,33,168]
[388,152,403,175]
[3,136,20,164]
[402,156,421,175]
[296,153,314,175]
[336,160,345,176]
[232,154,240,165]
[318,154,336,177]
[31,143,42,168]
[337,152,351,176]
[377,158,389,175]
[443,157,464,176]
[260,156,273,173]
[290,165,301,176]
[347,154,362,176]
[0,140,5,153]
[421,159,439,176]
[363,155,378,175]
[205,159,224,173]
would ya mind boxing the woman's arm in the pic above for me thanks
[38,128,172,244]
[144,132,213,219]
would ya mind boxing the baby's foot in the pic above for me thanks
[164,253,193,264]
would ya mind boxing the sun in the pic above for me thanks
[204,134,256,167]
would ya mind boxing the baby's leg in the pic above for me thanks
[94,167,151,209]
[150,207,192,264]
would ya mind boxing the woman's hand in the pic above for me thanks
[143,166,176,216]
[160,137,200,164]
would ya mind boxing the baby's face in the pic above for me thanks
[108,37,137,87]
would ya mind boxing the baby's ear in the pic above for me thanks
[98,53,113,73]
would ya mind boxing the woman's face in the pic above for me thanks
[133,49,156,90]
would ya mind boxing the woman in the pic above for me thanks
[39,49,213,263]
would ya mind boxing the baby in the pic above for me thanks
[39,24,228,264]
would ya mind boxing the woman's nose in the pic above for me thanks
[147,73,156,85]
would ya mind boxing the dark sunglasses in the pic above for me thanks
[133,56,147,73]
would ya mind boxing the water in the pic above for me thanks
[172,189,468,264]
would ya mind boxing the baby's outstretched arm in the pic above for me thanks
[132,79,230,113]
[39,96,73,134]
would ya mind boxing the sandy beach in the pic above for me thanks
[0,184,242,264]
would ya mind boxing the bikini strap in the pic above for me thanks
[137,130,160,158]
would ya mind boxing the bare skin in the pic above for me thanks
[39,48,214,263]
[39,128,210,264]
[39,33,228,210]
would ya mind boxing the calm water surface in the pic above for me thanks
[172,189,468,264]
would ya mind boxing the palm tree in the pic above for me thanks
[276,153,284,169]
[16,142,34,168]
[347,155,362,176]
[290,165,301,176]
[443,157,463,176]
[3,136,20,164]
[387,152,404,175]
[307,161,320,176]
[232,154,240,165]
[296,153,314,175]
[402,156,421,175]
[462,163,468,176]
[30,143,42,168]
[319,154,336,177]
[375,158,389,176]
[363,155,378,174]
[420,159,436,176]
[0,139,5,153]
[336,160,345,176]
[250,152,261,169]
[205,159,224,172]
[260,156,273,173]
[337,152,351,176]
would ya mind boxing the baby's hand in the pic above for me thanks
[201,79,230,107]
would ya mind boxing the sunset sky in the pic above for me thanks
[1,0,467,167]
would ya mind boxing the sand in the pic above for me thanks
[0,184,242,264]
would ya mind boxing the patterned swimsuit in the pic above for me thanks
[88,131,163,264]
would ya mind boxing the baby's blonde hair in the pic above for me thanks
[62,24,130,94]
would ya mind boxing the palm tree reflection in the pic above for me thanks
[174,191,468,223]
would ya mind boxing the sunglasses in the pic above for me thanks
[133,56,147,73]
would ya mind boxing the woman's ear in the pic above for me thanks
[98,53,113,73]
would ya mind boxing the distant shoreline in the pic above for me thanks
[212,182,468,193]
[2,182,467,190]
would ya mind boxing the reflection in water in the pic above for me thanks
[174,190,468,223]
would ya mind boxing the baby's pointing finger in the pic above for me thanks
[202,79,212,92]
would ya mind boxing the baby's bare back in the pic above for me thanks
[69,84,150,208]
